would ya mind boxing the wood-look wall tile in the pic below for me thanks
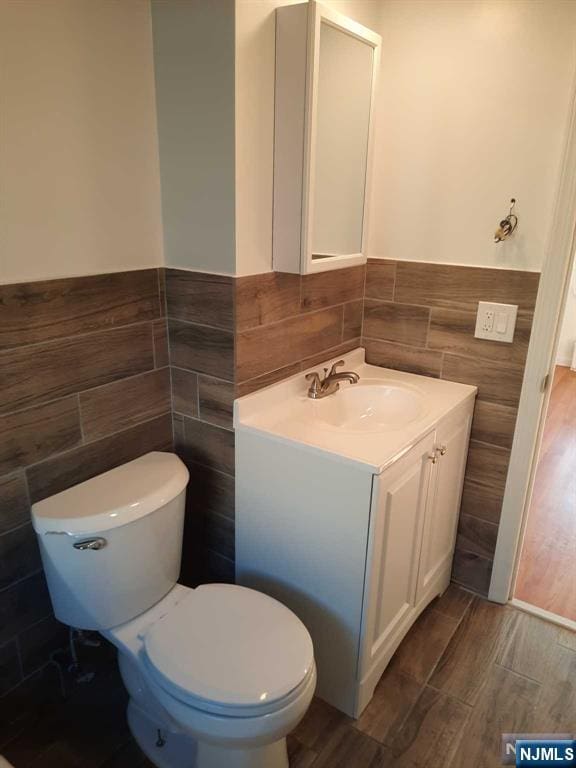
[165,269,234,330]
[203,510,235,561]
[157,269,167,317]
[235,363,302,398]
[177,416,234,476]
[172,368,199,418]
[0,572,51,645]
[201,549,235,585]
[395,261,540,313]
[168,320,234,380]
[428,307,532,365]
[0,524,40,590]
[363,300,430,347]
[18,616,68,678]
[441,354,524,407]
[471,401,518,449]
[0,397,81,477]
[365,260,396,301]
[185,462,235,521]
[300,338,362,371]
[0,473,29,535]
[152,319,169,368]
[459,477,505,526]
[0,323,155,415]
[236,307,343,382]
[301,265,365,312]
[27,414,173,503]
[236,272,301,331]
[79,369,171,442]
[451,550,494,596]
[198,376,235,429]
[364,339,443,378]
[343,301,363,341]
[465,440,510,500]
[0,639,21,697]
[0,270,160,351]
[456,514,499,559]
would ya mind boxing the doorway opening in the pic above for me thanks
[513,257,576,625]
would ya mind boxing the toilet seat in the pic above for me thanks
[143,584,314,718]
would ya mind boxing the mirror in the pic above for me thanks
[311,22,374,260]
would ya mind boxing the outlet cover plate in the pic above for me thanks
[474,301,518,343]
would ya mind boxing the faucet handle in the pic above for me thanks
[305,371,322,395]
[328,360,345,376]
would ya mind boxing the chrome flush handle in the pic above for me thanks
[73,537,107,551]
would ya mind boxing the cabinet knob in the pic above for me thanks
[428,453,438,464]
[439,445,447,456]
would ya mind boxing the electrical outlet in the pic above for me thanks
[474,301,517,343]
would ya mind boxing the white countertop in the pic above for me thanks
[234,348,477,474]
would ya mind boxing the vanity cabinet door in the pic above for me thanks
[416,408,472,603]
[360,432,435,678]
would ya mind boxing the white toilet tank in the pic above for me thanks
[31,452,189,631]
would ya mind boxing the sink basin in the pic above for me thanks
[309,379,427,432]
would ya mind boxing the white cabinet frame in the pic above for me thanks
[273,1,381,274]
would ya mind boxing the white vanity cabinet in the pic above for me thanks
[235,352,476,717]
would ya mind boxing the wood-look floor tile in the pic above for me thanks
[301,265,365,312]
[433,584,474,622]
[471,400,518,450]
[236,272,301,331]
[152,318,169,368]
[198,375,235,429]
[451,549,494,597]
[293,697,351,752]
[364,300,430,347]
[27,414,173,503]
[429,599,516,705]
[442,354,524,408]
[0,472,30,535]
[365,259,396,301]
[314,723,393,768]
[236,307,343,381]
[168,319,234,380]
[287,735,317,768]
[389,606,459,684]
[354,667,422,745]
[428,307,533,366]
[165,269,234,330]
[388,686,471,767]
[0,323,155,415]
[533,643,576,732]
[456,514,499,560]
[0,270,160,351]
[171,367,199,418]
[80,368,171,442]
[364,338,443,378]
[448,664,540,768]
[496,611,560,684]
[343,300,363,341]
[394,261,540,313]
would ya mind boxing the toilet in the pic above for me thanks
[30,452,316,768]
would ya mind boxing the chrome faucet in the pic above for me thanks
[305,360,360,399]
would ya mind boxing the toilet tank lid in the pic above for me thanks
[31,452,189,535]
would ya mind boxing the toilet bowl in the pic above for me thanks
[31,452,316,768]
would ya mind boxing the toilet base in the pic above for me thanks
[127,700,289,768]
[127,700,196,768]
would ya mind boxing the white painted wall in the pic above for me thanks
[152,0,236,275]
[0,0,163,284]
[557,257,576,367]
[369,0,576,271]
[235,0,576,275]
